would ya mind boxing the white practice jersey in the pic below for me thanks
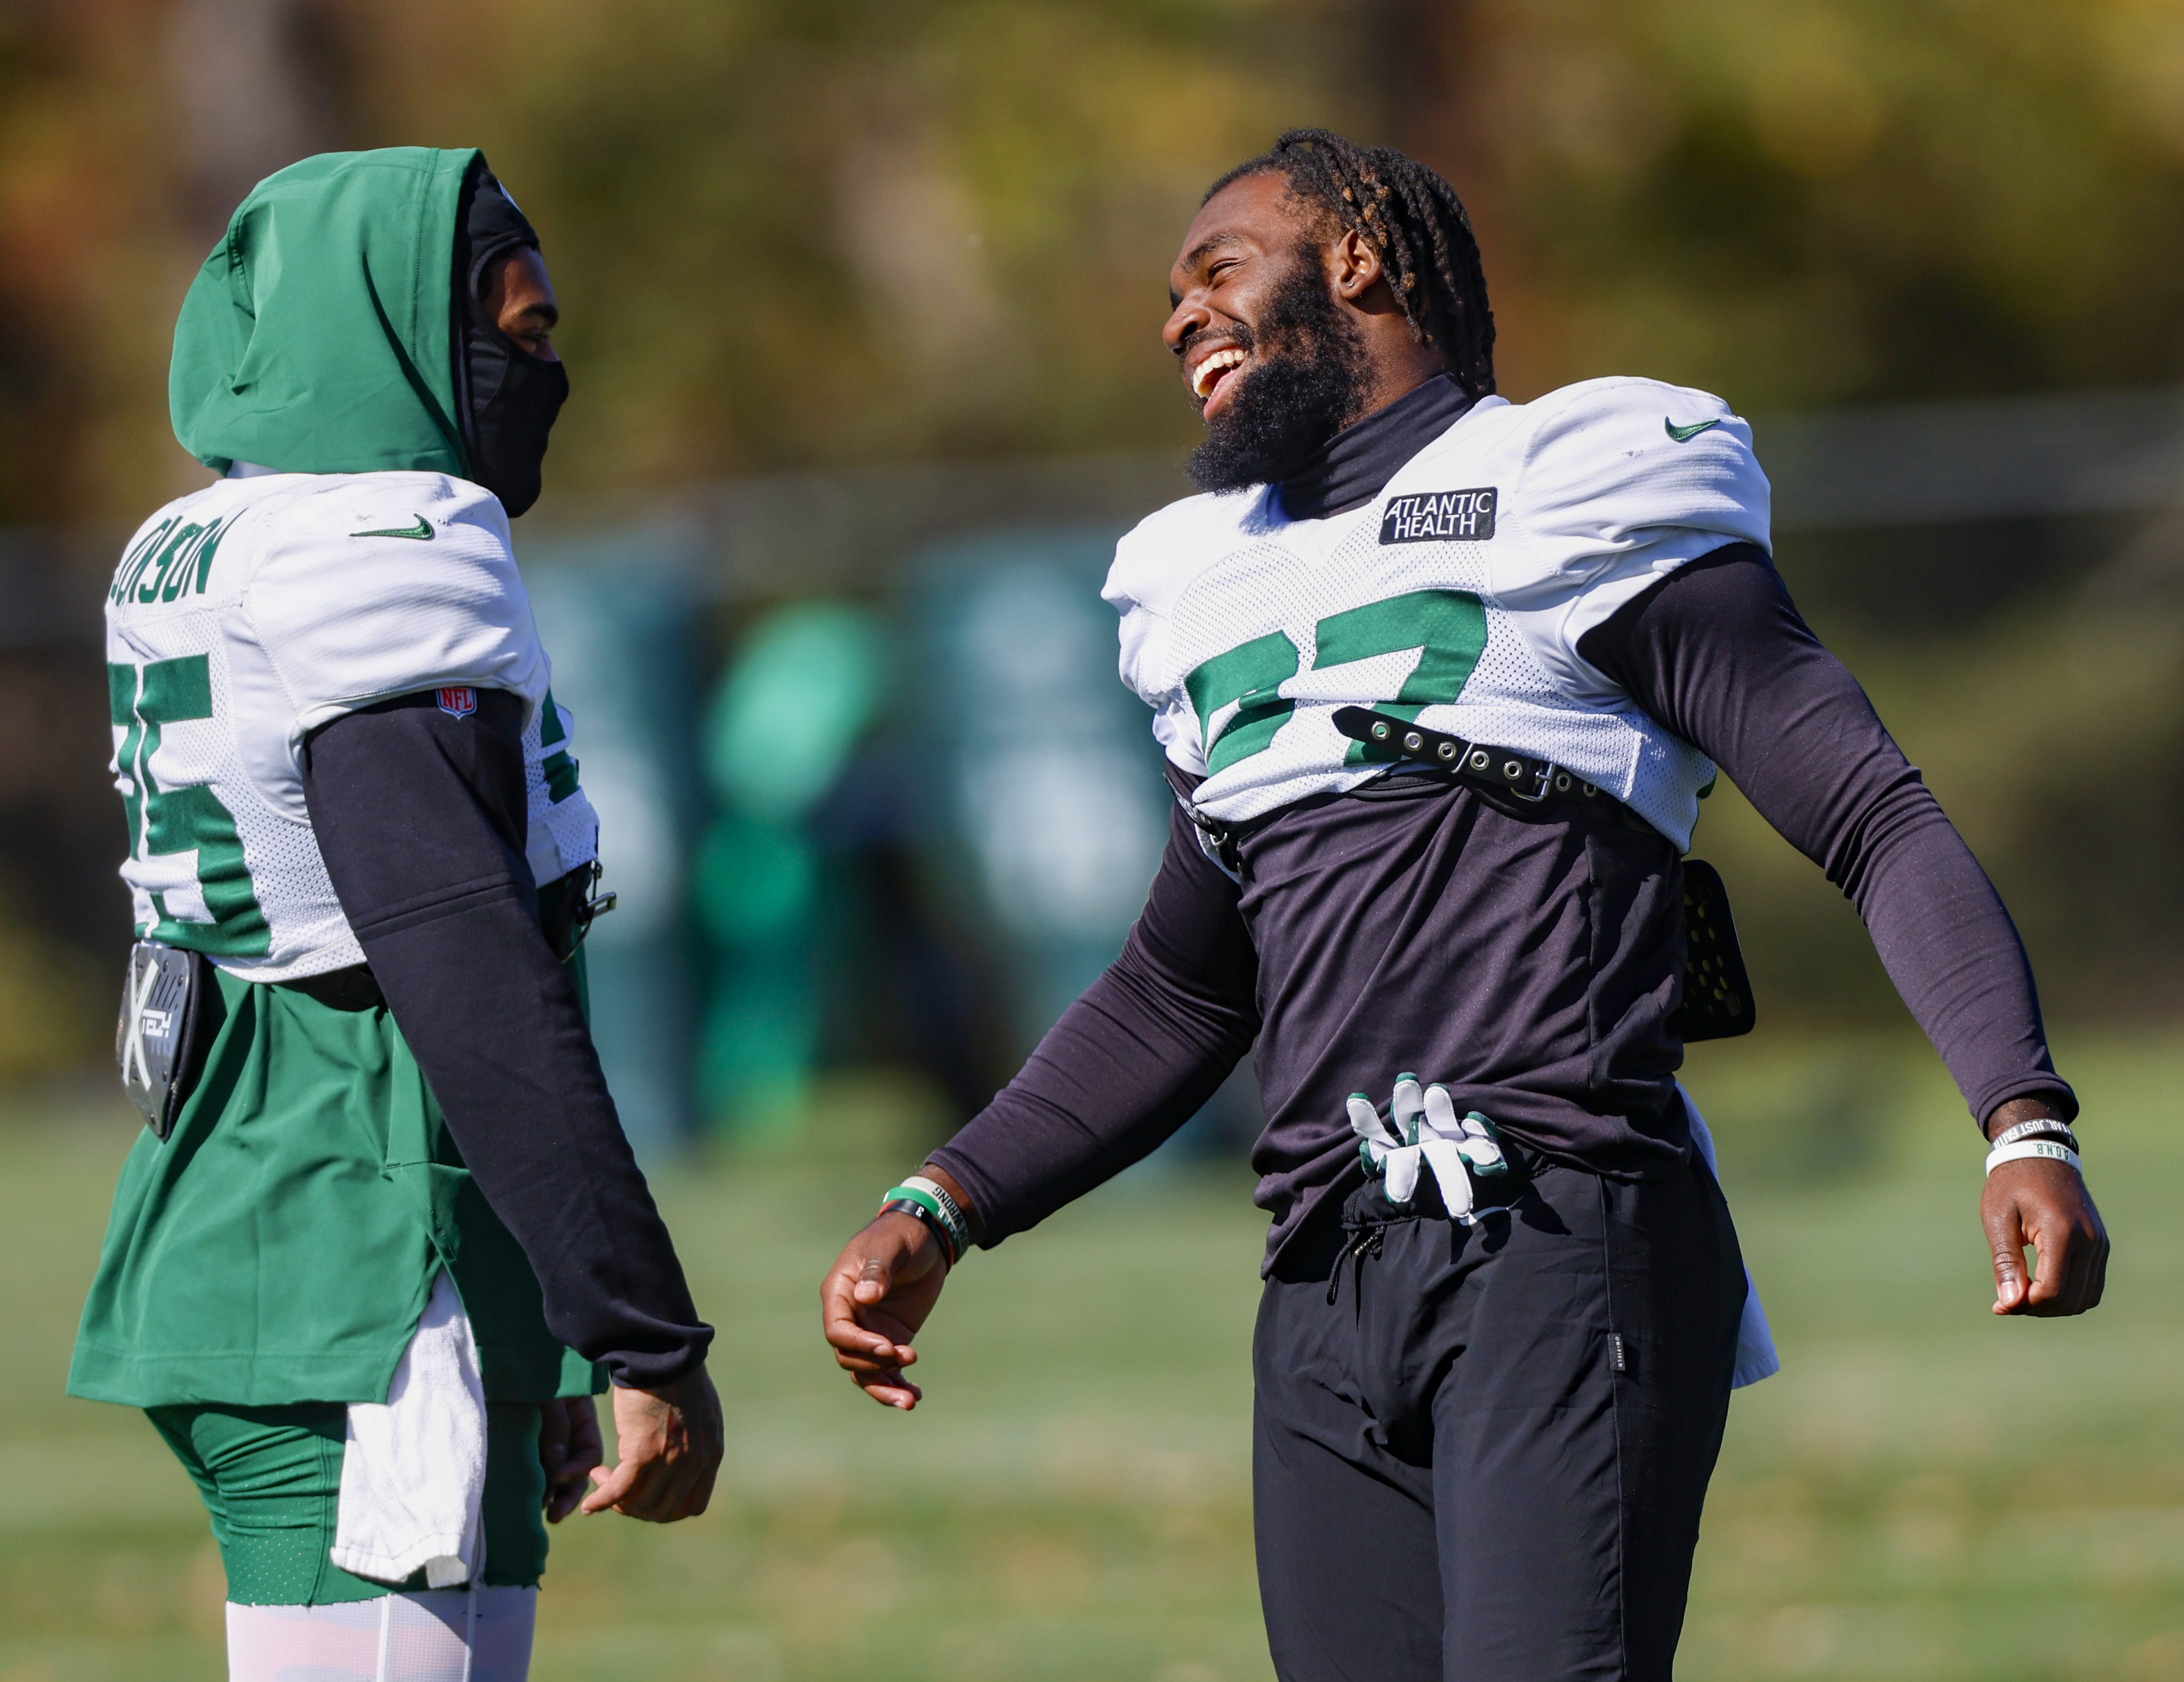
[104,469,600,981]
[1105,377,1772,849]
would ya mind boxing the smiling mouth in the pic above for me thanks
[1192,346,1247,402]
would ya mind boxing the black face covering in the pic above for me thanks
[453,159,568,517]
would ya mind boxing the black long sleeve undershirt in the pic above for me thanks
[301,690,712,1389]
[1577,544,2073,1127]
[934,797,1261,1241]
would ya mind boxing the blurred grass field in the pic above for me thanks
[3,1036,2181,1682]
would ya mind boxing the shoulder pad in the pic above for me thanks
[1104,487,1270,620]
[1506,375,1769,560]
[242,471,546,742]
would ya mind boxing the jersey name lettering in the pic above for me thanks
[1380,488,1497,545]
[109,517,229,605]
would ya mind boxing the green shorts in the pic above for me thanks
[147,1400,551,1605]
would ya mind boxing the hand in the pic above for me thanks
[822,1210,950,1410]
[579,1366,723,1521]
[1982,1101,2108,1317]
[538,1395,603,1524]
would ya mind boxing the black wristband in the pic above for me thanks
[1987,1116,2080,1154]
[880,1197,959,1267]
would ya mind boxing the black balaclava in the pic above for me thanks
[453,157,569,517]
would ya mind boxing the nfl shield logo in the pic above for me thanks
[437,687,477,720]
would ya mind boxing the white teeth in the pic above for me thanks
[1192,347,1246,398]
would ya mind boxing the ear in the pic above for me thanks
[1329,227,1386,301]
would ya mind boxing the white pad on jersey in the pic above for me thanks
[105,468,597,980]
[226,1586,536,1682]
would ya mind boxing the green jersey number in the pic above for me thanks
[1186,588,1490,772]
[110,655,271,956]
[1184,632,1299,776]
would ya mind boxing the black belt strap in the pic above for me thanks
[1172,708,1757,1041]
[1330,706,1615,806]
[1171,708,1645,879]
[284,963,386,1011]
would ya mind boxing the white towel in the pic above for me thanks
[330,1269,489,1588]
[1680,1083,1781,1389]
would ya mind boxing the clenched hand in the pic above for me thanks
[1982,1099,2107,1317]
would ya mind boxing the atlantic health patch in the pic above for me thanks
[1380,487,1497,545]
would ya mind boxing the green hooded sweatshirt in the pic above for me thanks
[73,147,597,1419]
[169,147,477,478]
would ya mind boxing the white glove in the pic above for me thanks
[1347,1074,1508,1222]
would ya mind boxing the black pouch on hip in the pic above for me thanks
[1670,859,1756,1042]
[116,940,213,1139]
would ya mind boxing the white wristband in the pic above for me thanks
[902,1174,973,1254]
[1985,1139,2082,1177]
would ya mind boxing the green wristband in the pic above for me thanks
[880,1186,961,1264]
[882,1184,944,1224]
[885,1177,974,1258]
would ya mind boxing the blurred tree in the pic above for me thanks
[0,1,172,522]
[11,0,2184,521]
[0,0,347,523]
[166,0,344,239]
[322,0,1355,502]
[1388,0,2184,407]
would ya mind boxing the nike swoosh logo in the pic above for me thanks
[350,515,434,541]
[1664,417,1723,443]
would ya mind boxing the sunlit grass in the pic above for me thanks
[2,1035,2179,1681]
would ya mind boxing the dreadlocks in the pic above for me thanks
[1207,128,1496,400]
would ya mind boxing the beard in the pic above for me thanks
[1186,249,1375,495]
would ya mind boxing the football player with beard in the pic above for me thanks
[822,129,2106,1680]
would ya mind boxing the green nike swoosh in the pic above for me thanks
[350,515,433,540]
[1664,416,1723,443]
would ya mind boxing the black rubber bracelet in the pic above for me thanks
[880,1197,959,1267]
[1987,1117,2080,1154]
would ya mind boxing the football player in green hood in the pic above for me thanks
[76,148,721,1680]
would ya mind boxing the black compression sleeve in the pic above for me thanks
[1578,544,2075,1125]
[301,690,713,1386]
[928,801,1262,1242]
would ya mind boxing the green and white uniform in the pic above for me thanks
[73,472,605,1606]
[101,467,596,979]
[1107,377,1771,847]
[68,148,632,1621]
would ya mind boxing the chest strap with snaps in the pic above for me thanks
[1161,707,1642,881]
[1331,706,1619,810]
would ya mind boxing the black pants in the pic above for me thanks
[1253,1152,1746,1682]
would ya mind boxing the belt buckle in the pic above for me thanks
[1508,756,1556,804]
